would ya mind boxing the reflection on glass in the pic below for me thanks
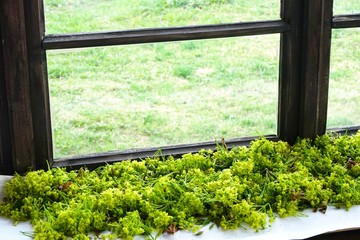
[44,0,280,34]
[328,29,360,129]
[47,35,279,158]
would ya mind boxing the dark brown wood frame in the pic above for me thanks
[0,0,360,173]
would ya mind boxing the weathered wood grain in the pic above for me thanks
[23,0,54,170]
[332,14,360,28]
[42,20,290,50]
[1,0,36,173]
[0,17,14,175]
[278,0,304,144]
[298,0,333,138]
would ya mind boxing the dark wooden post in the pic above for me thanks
[0,0,36,173]
[298,0,333,138]
[279,0,333,142]
[23,0,54,170]
[0,19,14,175]
[0,0,53,173]
[278,0,304,144]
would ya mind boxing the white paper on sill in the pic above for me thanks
[1,175,360,240]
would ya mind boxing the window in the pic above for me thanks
[44,0,284,163]
[328,29,360,129]
[328,0,360,132]
[0,0,359,173]
[48,36,279,158]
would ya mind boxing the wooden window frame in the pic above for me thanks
[0,0,360,173]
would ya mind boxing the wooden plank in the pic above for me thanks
[42,20,290,50]
[298,0,333,138]
[1,0,36,173]
[23,0,54,170]
[52,135,279,170]
[0,17,14,175]
[332,14,360,28]
[278,0,304,144]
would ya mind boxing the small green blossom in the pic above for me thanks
[0,132,360,238]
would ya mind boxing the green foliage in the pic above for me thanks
[45,0,65,7]
[1,132,360,239]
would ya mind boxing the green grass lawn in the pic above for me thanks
[328,28,360,128]
[44,0,280,34]
[44,0,360,158]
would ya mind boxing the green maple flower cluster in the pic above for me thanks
[1,132,360,239]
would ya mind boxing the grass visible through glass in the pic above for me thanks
[48,36,279,158]
[328,29,360,129]
[333,0,360,15]
[44,0,280,34]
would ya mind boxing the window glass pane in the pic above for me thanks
[48,35,279,158]
[333,0,360,15]
[44,0,280,34]
[327,29,360,129]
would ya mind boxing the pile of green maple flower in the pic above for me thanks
[0,132,360,239]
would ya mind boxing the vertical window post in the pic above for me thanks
[278,0,304,144]
[0,0,35,173]
[0,0,52,174]
[0,18,13,174]
[298,0,333,138]
[279,0,333,142]
[23,0,53,171]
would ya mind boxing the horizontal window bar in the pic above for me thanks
[327,125,360,135]
[52,135,279,170]
[52,124,360,170]
[42,20,289,50]
[332,14,360,28]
